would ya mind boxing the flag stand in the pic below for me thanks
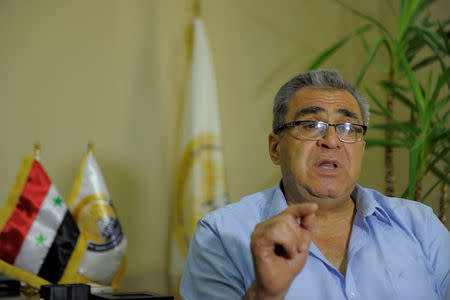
[87,141,94,154]
[21,283,40,299]
[34,141,40,157]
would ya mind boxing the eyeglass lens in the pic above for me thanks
[298,121,363,142]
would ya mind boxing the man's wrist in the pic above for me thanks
[242,281,288,300]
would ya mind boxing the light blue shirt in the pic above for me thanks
[180,184,450,300]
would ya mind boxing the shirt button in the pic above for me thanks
[349,292,356,298]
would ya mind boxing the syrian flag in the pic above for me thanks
[67,153,127,290]
[0,156,86,289]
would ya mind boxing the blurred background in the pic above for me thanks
[0,0,448,296]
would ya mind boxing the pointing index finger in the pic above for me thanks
[284,203,317,232]
[284,202,318,218]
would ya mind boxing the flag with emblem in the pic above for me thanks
[67,151,127,290]
[169,17,229,282]
[0,156,86,289]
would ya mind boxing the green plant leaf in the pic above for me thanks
[429,164,450,185]
[398,44,426,118]
[426,146,450,176]
[428,149,450,173]
[360,35,388,74]
[437,21,450,53]
[398,0,422,40]
[371,121,418,131]
[365,139,404,148]
[411,55,440,70]
[421,179,441,202]
[430,68,450,109]
[425,71,434,106]
[415,24,448,53]
[334,0,393,41]
[307,25,371,70]
[365,88,413,137]
[355,37,387,87]
[403,13,442,60]
[369,108,385,116]
[378,81,416,110]
[379,80,410,91]
[408,140,422,200]
[416,25,450,86]
[431,93,450,121]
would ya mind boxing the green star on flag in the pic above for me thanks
[53,196,63,207]
[36,234,47,246]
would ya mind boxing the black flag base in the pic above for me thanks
[0,278,20,297]
[40,284,90,300]
[39,284,174,300]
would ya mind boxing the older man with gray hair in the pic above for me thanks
[180,70,450,300]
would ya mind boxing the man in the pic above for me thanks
[180,70,450,299]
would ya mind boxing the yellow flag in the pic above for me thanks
[170,17,229,280]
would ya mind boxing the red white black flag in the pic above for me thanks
[0,156,86,288]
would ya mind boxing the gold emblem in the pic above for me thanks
[72,193,123,251]
[174,133,228,258]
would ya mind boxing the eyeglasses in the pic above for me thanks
[275,120,367,143]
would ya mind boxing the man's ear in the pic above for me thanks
[268,133,281,165]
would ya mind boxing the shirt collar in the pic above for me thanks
[352,184,393,226]
[263,182,289,220]
[269,182,393,227]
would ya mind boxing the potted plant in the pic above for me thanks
[308,0,449,222]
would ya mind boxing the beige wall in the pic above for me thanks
[0,0,448,295]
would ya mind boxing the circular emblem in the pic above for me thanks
[72,193,124,252]
[174,133,228,258]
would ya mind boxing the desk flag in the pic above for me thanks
[170,17,229,280]
[0,156,86,289]
[67,153,127,290]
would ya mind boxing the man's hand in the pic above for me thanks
[244,203,317,300]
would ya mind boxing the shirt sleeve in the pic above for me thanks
[424,209,450,299]
[180,217,247,300]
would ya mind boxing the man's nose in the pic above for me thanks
[317,126,341,149]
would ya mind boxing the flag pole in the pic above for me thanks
[87,141,94,155]
[34,141,41,157]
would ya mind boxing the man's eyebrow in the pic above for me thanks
[337,108,359,120]
[293,106,324,119]
[293,106,360,121]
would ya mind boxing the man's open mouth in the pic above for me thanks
[316,160,340,170]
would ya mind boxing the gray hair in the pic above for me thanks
[272,69,370,133]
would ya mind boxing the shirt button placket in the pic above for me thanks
[349,292,356,299]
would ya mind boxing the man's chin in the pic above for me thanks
[305,185,347,200]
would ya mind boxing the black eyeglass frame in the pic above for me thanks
[274,120,367,143]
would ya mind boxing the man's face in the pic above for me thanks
[269,87,366,208]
